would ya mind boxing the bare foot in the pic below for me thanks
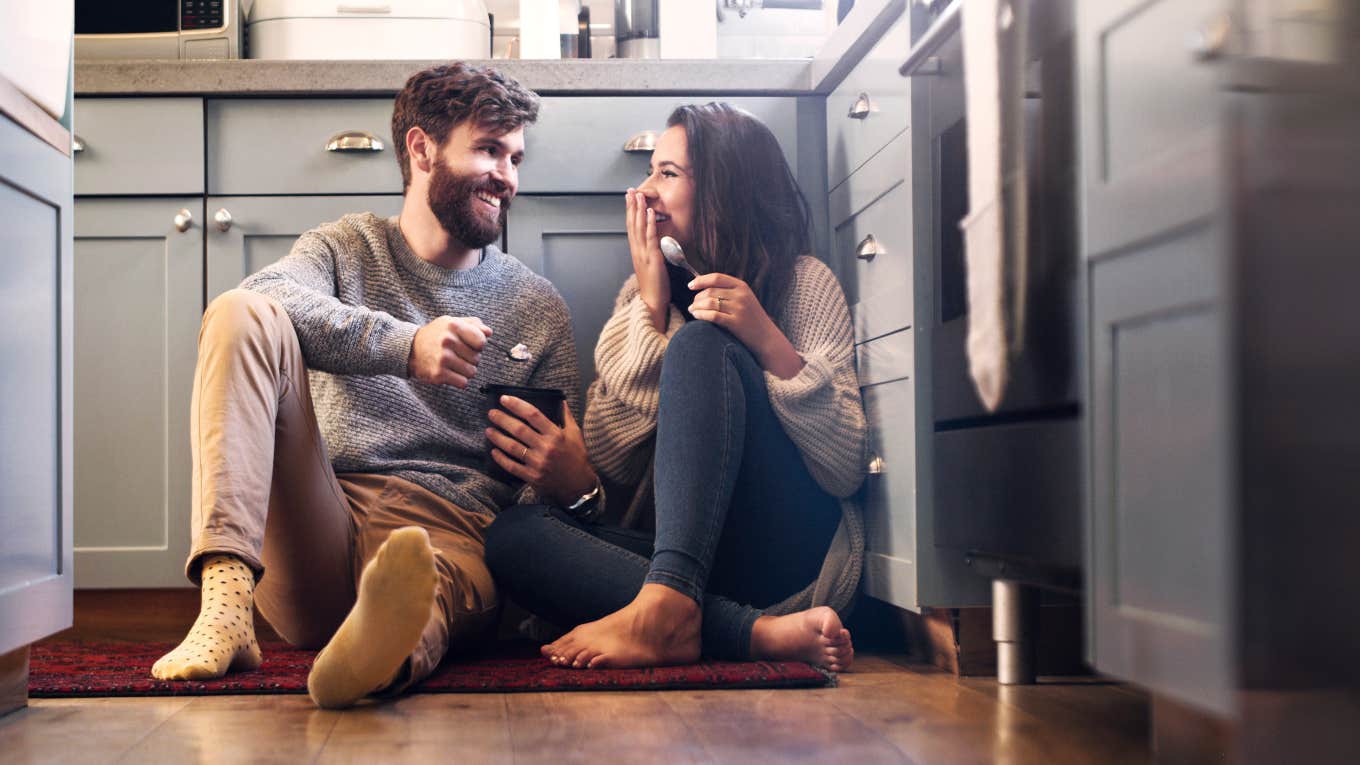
[541,583,701,669]
[749,606,854,671]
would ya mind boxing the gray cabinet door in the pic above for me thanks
[505,195,636,402]
[0,112,74,652]
[1079,0,1235,715]
[73,198,203,588]
[205,196,403,300]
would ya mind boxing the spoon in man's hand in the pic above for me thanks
[484,336,532,362]
[660,236,700,279]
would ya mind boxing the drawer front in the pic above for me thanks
[855,327,913,388]
[860,377,919,608]
[832,136,912,342]
[208,99,401,195]
[74,98,204,195]
[523,97,798,193]
[826,13,911,191]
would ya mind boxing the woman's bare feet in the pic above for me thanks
[542,583,701,669]
[750,606,854,671]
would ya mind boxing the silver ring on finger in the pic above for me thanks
[716,296,725,312]
[520,445,529,461]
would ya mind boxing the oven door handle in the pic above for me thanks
[899,0,961,77]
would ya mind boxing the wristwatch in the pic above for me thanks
[564,477,603,519]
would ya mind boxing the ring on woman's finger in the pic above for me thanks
[716,296,725,312]
[520,445,529,461]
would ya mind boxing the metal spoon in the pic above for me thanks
[659,236,700,279]
[485,337,533,362]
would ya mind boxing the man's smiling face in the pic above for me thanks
[426,122,525,249]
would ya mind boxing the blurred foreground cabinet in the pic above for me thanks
[1079,0,1360,755]
[0,79,74,715]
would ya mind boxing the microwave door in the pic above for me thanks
[75,0,180,59]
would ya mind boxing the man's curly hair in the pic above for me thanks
[391,63,541,189]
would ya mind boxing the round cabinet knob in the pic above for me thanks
[848,92,873,120]
[173,209,193,233]
[867,455,886,475]
[214,209,233,232]
[1189,12,1233,61]
[855,233,884,261]
[72,135,86,154]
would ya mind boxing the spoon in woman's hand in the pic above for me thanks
[660,236,700,279]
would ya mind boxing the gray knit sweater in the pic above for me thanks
[584,255,868,613]
[241,212,579,517]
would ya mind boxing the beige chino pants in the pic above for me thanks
[186,288,498,687]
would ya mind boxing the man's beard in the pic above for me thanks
[427,162,510,250]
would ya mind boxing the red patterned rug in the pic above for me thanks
[29,640,833,697]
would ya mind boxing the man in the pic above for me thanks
[149,62,600,708]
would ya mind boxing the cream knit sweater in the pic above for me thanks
[583,255,868,614]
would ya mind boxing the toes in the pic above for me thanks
[586,651,612,669]
[561,644,593,669]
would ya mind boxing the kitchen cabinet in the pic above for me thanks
[206,195,404,300]
[70,98,206,589]
[843,0,1085,668]
[0,89,74,703]
[1080,0,1360,729]
[827,7,992,613]
[1081,0,1234,715]
[505,195,635,402]
[72,198,203,588]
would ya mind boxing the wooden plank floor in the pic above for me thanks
[0,654,1152,764]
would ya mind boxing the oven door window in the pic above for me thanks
[937,117,969,325]
[76,0,178,34]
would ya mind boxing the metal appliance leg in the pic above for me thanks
[993,579,1038,685]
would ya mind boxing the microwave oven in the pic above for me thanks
[75,0,242,59]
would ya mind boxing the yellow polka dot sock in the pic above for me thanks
[306,526,437,709]
[151,554,262,680]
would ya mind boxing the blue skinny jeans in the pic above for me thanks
[485,321,842,659]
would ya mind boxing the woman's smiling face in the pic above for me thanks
[638,125,696,250]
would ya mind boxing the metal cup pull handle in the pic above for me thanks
[856,234,883,261]
[623,130,658,153]
[325,130,385,153]
[848,92,873,120]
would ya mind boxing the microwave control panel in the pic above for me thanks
[182,0,225,30]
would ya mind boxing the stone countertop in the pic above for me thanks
[74,59,817,96]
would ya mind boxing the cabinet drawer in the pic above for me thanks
[208,99,401,195]
[74,98,204,195]
[826,13,911,191]
[832,134,912,342]
[860,377,919,606]
[855,327,913,387]
[523,97,799,193]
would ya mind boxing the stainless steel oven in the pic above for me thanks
[906,0,1081,681]
[76,0,242,59]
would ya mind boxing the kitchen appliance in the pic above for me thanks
[75,0,242,60]
[906,0,1081,683]
[615,0,659,58]
[247,0,490,60]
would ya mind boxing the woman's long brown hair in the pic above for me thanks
[667,103,812,313]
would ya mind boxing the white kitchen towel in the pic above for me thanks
[960,0,1028,412]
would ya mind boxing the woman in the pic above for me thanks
[482,102,866,671]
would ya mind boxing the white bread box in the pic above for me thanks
[247,0,490,60]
